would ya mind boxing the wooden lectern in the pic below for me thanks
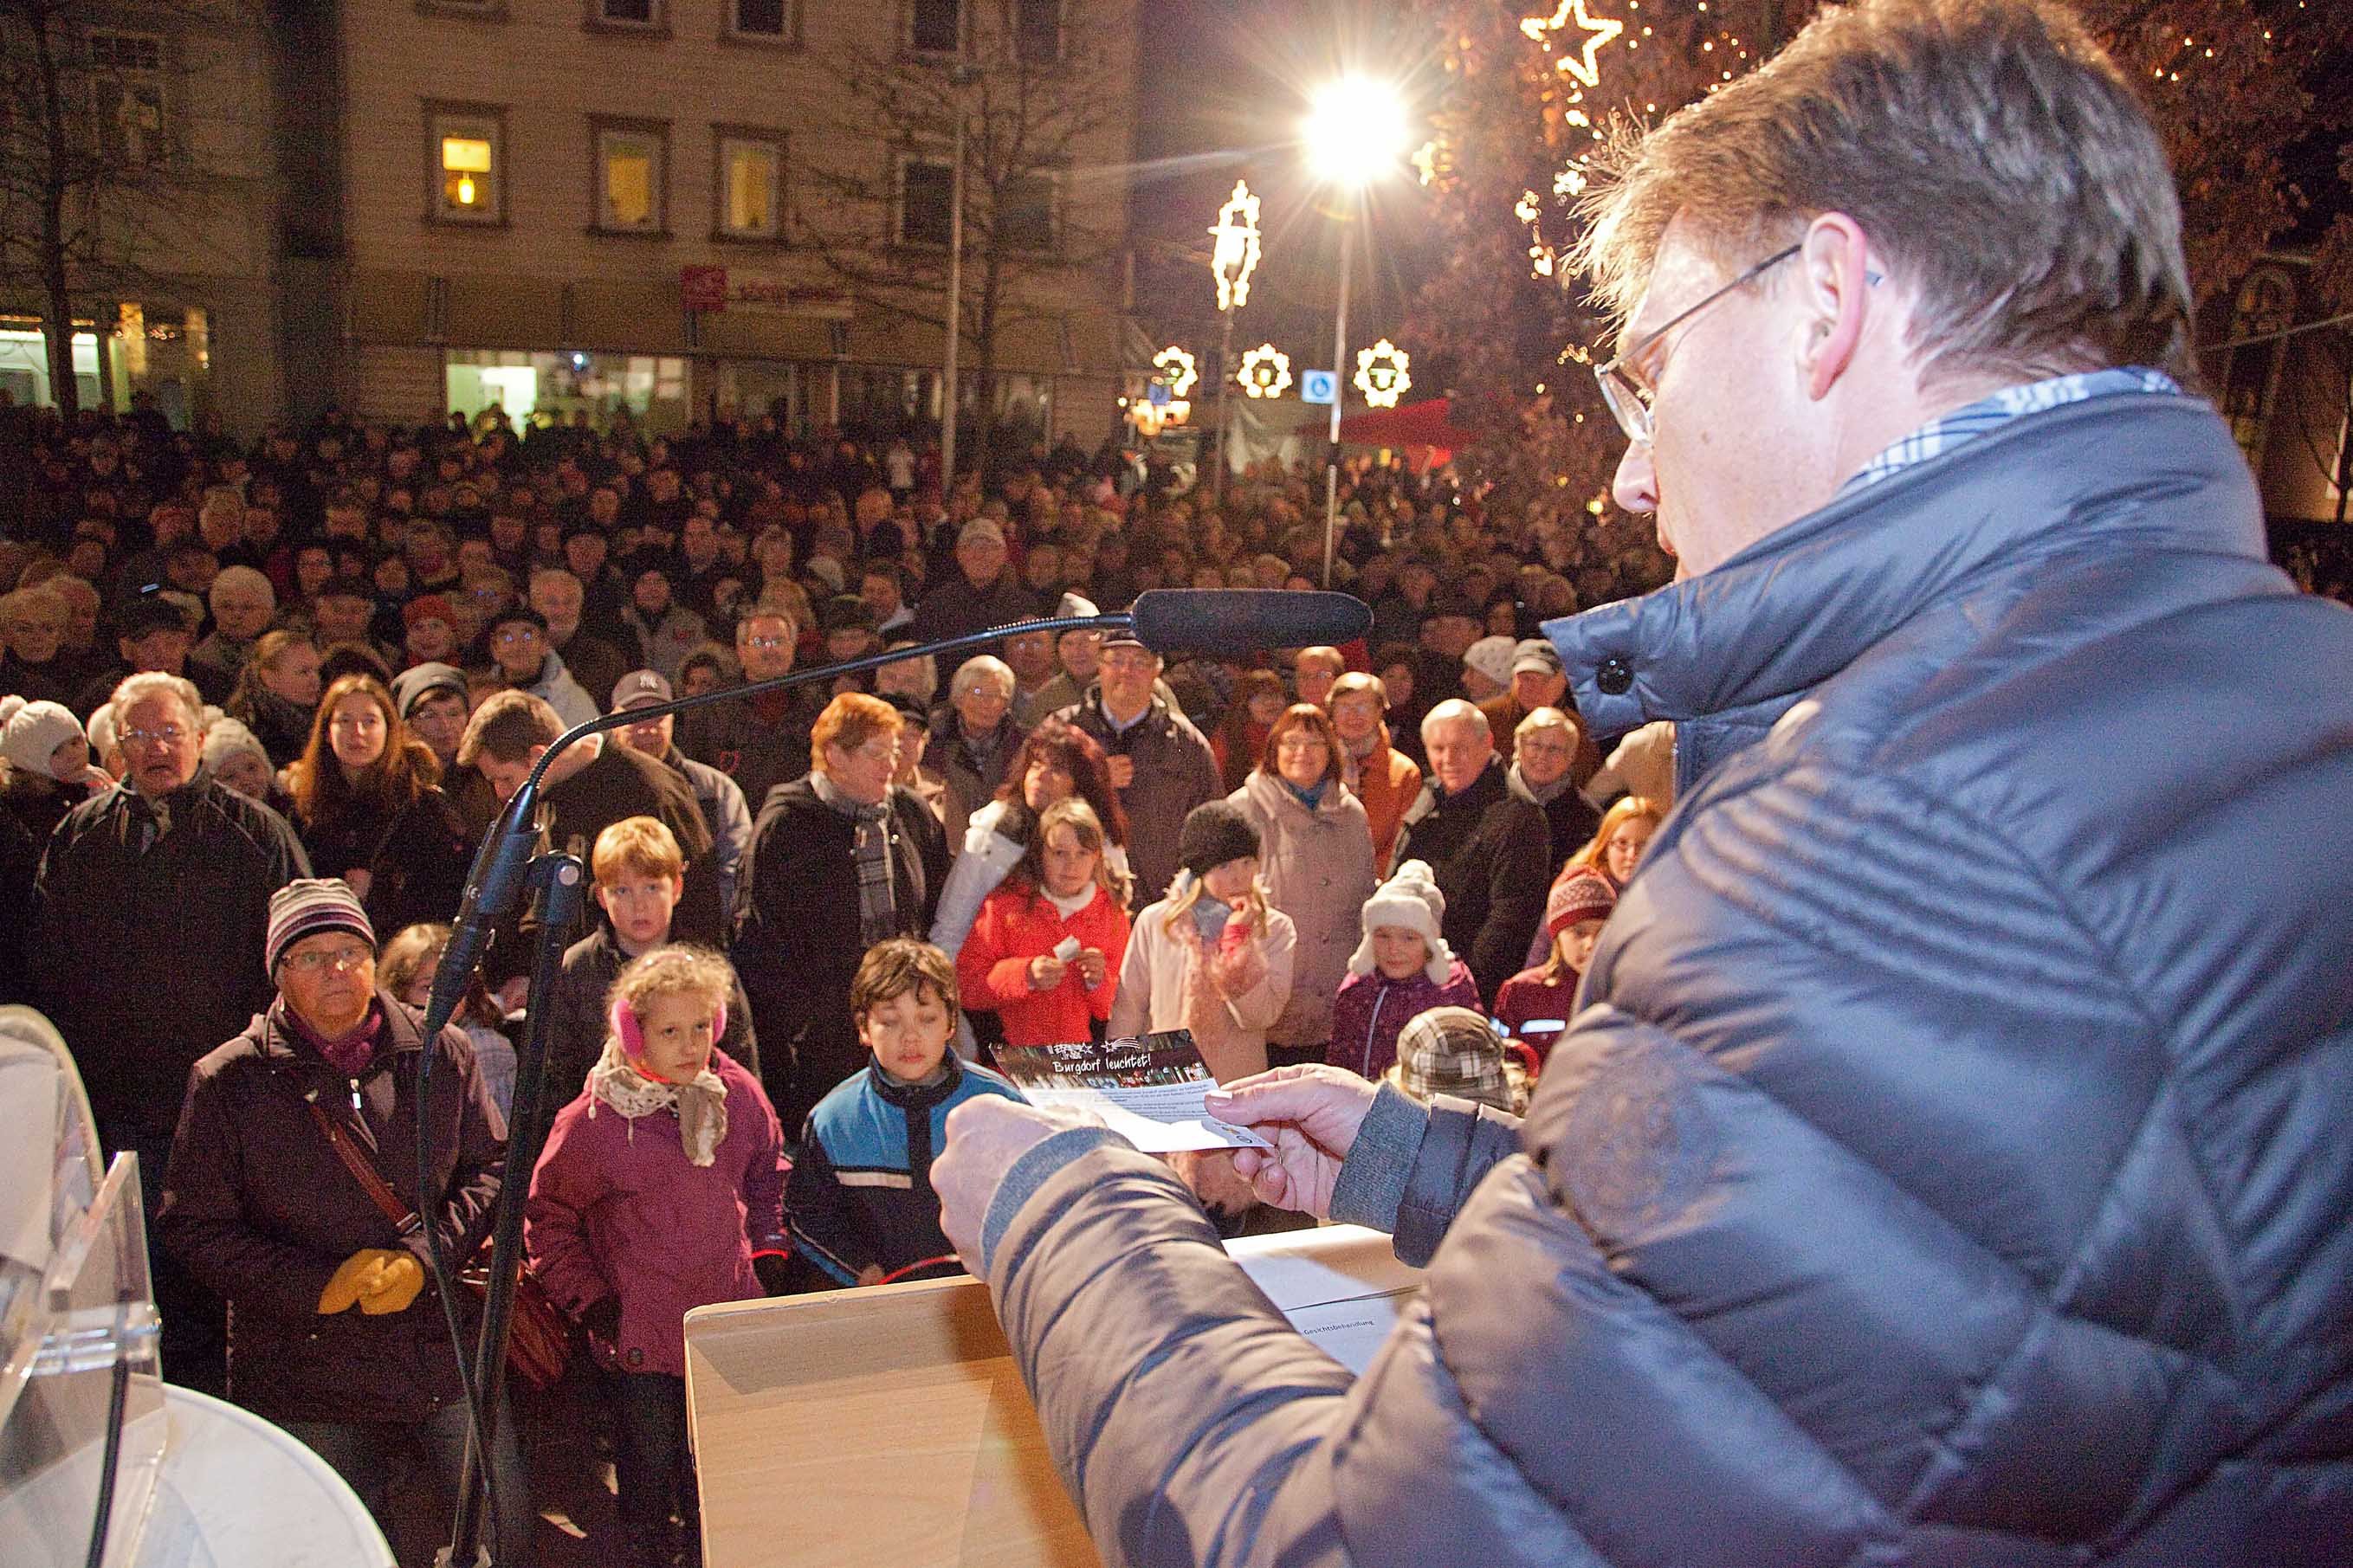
[683,1225,1418,1568]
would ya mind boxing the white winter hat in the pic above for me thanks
[1463,635,1515,689]
[0,697,86,778]
[1348,858,1456,983]
[201,715,268,773]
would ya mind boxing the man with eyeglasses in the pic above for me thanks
[677,609,823,821]
[31,668,309,1395]
[482,603,598,729]
[933,3,2353,1563]
[1045,628,1219,904]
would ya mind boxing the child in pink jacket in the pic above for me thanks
[1326,860,1483,1081]
[527,945,785,1568]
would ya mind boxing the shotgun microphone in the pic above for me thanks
[1126,590,1373,655]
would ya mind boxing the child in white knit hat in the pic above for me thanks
[0,695,113,842]
[1326,859,1483,1080]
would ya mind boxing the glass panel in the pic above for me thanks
[734,0,785,34]
[909,0,958,53]
[1015,0,1058,64]
[602,133,658,228]
[726,141,778,234]
[602,0,655,22]
[901,160,953,247]
[442,135,492,173]
[999,175,1052,250]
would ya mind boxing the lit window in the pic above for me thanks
[718,136,783,238]
[429,106,503,223]
[898,158,953,247]
[909,0,959,54]
[596,124,668,233]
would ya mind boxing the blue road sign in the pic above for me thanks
[1300,369,1337,405]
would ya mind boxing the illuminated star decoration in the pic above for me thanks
[1238,343,1293,399]
[1208,180,1263,313]
[1153,345,1199,398]
[1521,0,1624,90]
[1354,339,1411,408]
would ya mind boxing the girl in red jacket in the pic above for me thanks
[957,797,1133,1048]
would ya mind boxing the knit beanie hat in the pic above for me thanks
[1545,868,1617,940]
[0,697,85,778]
[1463,635,1516,690]
[201,715,268,775]
[389,661,466,719]
[1177,799,1260,879]
[1348,858,1455,983]
[265,878,376,973]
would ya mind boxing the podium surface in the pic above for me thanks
[684,1225,1416,1568]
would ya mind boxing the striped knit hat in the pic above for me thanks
[265,879,376,973]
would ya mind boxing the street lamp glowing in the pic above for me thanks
[1303,77,1411,188]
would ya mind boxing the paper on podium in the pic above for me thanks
[683,1224,1419,1567]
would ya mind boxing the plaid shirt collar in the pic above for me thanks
[1839,366,2181,496]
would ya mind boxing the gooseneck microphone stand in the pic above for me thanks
[411,590,1372,1567]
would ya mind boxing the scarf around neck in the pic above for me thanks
[587,1037,729,1166]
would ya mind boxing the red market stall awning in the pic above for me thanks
[1332,396,1477,459]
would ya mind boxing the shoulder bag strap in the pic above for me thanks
[304,1098,424,1240]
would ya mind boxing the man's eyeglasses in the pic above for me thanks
[1592,244,1800,446]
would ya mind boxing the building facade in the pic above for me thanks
[0,1,290,431]
[331,0,1139,445]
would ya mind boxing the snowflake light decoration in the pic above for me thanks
[1153,345,1199,398]
[1354,340,1411,408]
[1238,344,1293,399]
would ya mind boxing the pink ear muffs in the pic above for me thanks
[609,996,725,1081]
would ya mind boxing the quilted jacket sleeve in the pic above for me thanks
[984,750,2188,1568]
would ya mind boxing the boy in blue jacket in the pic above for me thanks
[786,939,1025,1285]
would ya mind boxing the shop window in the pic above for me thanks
[716,133,784,239]
[427,102,505,223]
[87,31,167,165]
[1014,0,1060,65]
[908,0,960,55]
[998,172,1056,253]
[898,157,953,248]
[594,120,669,235]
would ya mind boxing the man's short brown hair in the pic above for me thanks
[849,938,960,1026]
[1572,0,2195,388]
[456,688,561,767]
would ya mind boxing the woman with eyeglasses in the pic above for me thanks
[156,878,534,1563]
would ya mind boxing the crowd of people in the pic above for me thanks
[0,401,1677,1566]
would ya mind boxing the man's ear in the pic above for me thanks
[1798,211,1877,402]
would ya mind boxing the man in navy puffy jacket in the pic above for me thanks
[934,3,2353,1563]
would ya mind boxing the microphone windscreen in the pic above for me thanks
[1127,590,1372,655]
